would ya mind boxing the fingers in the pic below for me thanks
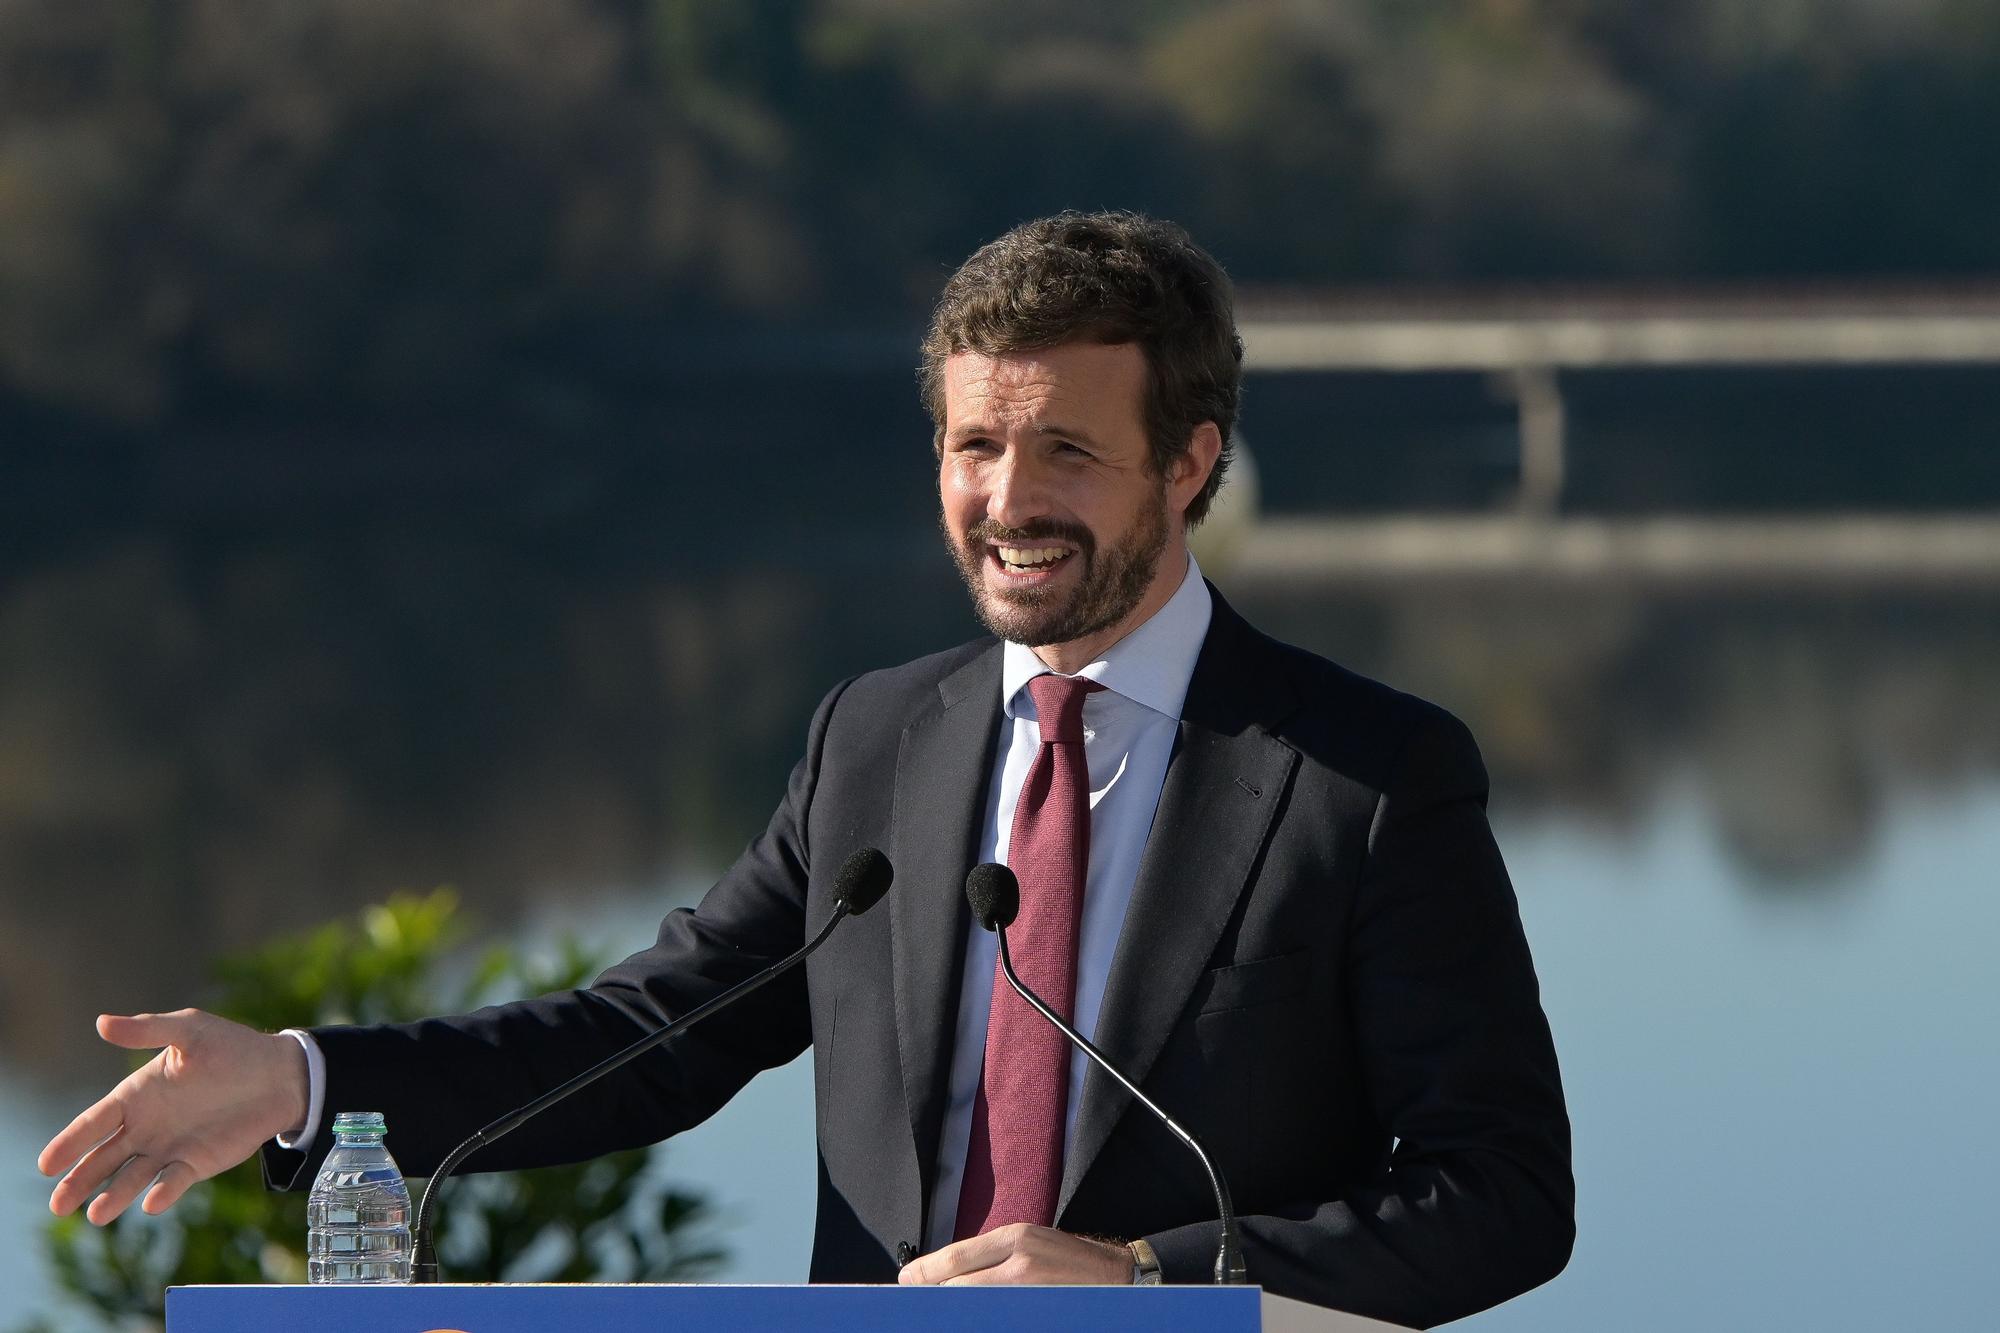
[42,1009,228,1226]
[898,1229,1010,1285]
[141,1159,200,1216]
[38,1095,126,1181]
[97,1010,200,1051]
[85,1151,162,1226]
[46,1125,133,1217]
[901,1225,1131,1286]
[42,1012,193,1176]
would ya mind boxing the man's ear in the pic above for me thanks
[1168,422,1224,518]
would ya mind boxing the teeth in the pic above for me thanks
[997,547,1068,568]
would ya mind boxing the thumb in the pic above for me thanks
[97,1010,203,1051]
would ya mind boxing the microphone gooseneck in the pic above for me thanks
[966,862,1248,1286]
[410,846,894,1282]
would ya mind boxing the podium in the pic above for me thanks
[167,1283,1414,1331]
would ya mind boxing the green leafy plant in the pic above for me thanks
[29,889,725,1331]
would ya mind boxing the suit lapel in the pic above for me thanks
[890,642,1003,1232]
[1058,594,1300,1218]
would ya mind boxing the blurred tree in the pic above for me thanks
[22,889,724,1332]
[3,0,1998,426]
[1353,2,1685,277]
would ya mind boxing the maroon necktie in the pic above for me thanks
[954,673,1102,1240]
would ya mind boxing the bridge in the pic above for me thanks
[1223,287,2000,586]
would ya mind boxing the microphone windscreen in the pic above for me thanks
[833,847,894,917]
[964,862,1020,932]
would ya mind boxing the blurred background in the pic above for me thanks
[4,1,1998,1327]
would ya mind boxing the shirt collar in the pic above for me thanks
[1000,554,1213,722]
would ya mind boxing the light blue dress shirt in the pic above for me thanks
[923,556,1213,1251]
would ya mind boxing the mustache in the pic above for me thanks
[964,518,1095,552]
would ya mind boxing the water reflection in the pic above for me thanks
[3,528,1995,1327]
[4,534,1996,1091]
[1237,583,2000,882]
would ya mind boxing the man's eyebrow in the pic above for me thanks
[943,420,1105,447]
[1034,421,1103,448]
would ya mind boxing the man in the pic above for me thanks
[39,213,1573,1328]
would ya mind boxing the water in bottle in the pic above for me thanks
[306,1111,413,1284]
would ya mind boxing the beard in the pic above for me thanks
[943,484,1170,648]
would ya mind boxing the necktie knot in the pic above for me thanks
[1026,674,1101,746]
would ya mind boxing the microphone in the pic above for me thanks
[964,862,1247,1285]
[410,846,894,1282]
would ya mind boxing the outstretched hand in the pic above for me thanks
[37,1009,310,1224]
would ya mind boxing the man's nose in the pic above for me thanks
[985,451,1050,529]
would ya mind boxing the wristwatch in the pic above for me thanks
[1127,1237,1164,1285]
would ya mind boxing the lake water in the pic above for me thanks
[2,508,1995,1327]
[1469,778,1999,1330]
[8,775,1993,1328]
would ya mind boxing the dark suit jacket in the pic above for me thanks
[268,589,1573,1329]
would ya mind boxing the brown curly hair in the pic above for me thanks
[919,211,1243,526]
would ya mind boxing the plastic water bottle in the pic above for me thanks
[306,1111,413,1284]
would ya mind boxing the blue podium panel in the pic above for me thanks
[167,1283,1274,1333]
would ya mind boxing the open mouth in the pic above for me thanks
[990,544,1075,575]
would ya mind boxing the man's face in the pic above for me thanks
[937,342,1181,654]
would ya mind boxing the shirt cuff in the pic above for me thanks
[273,1029,326,1150]
[1128,1236,1164,1285]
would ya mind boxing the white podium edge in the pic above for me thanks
[1261,1289,1416,1332]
